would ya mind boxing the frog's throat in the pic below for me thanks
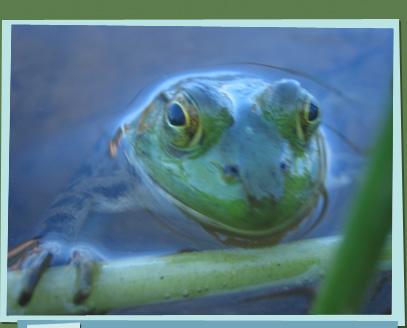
[154,186,271,236]
[159,185,324,237]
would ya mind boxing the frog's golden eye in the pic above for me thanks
[163,92,202,149]
[296,95,321,142]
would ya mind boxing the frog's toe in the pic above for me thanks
[70,249,98,304]
[16,247,53,306]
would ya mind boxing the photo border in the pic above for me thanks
[0,17,404,328]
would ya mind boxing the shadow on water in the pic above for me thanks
[7,26,393,314]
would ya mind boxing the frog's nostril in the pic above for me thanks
[224,164,240,178]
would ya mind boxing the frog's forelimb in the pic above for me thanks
[37,172,138,241]
[11,162,141,306]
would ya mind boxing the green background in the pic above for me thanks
[0,0,405,326]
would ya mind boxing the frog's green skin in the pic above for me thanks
[9,72,326,306]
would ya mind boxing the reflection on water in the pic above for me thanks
[8,25,393,314]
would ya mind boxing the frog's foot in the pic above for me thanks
[9,241,100,306]
[8,241,54,306]
[70,249,98,305]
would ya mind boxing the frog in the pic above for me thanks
[8,70,326,307]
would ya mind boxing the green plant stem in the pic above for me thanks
[7,236,391,315]
[311,113,393,314]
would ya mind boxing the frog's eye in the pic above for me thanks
[296,95,321,142]
[163,92,202,149]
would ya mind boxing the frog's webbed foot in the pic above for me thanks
[8,240,54,306]
[8,240,100,306]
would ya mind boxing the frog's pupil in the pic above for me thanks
[308,103,319,121]
[168,103,186,126]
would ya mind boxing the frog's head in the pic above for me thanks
[129,75,326,236]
